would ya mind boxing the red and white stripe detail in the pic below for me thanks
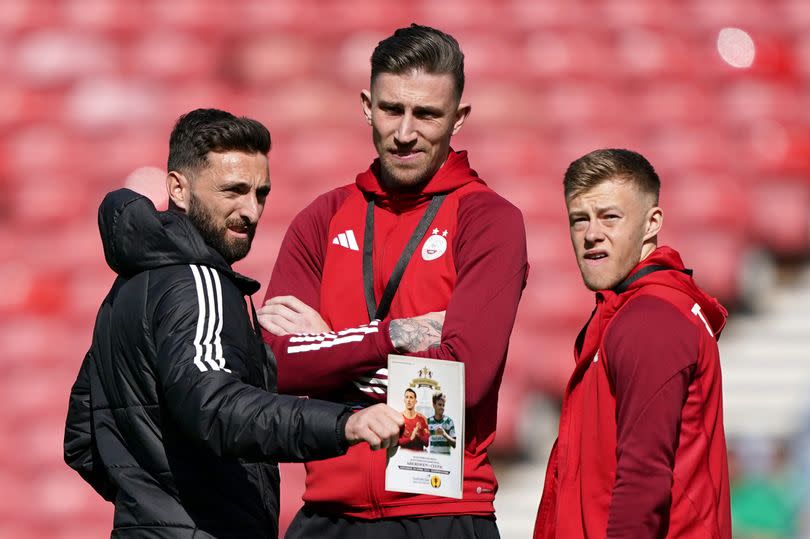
[353,368,389,395]
[287,320,380,354]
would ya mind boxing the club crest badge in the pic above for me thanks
[422,229,448,261]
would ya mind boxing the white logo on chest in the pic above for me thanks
[422,228,448,261]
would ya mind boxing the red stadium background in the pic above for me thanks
[1,1,808,537]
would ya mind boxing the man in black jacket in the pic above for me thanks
[64,109,406,538]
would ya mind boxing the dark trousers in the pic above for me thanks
[285,508,500,539]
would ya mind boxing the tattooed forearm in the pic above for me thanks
[390,316,443,352]
[424,319,442,349]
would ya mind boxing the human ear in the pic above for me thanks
[644,206,663,241]
[361,89,372,126]
[451,103,471,135]
[166,171,190,211]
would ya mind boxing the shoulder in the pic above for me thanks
[294,184,356,222]
[615,293,696,330]
[452,186,527,262]
[456,185,525,229]
[148,264,241,310]
[605,294,700,372]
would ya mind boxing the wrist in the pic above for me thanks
[336,408,352,451]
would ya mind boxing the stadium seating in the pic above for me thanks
[2,1,808,536]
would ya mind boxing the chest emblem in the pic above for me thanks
[422,229,448,261]
[331,229,359,251]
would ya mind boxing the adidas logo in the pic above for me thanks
[332,230,359,251]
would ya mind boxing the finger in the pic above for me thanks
[266,313,307,335]
[361,426,382,450]
[258,317,288,336]
[375,414,404,442]
[270,295,312,313]
[267,295,309,313]
[380,405,406,425]
[263,303,301,324]
[361,413,397,445]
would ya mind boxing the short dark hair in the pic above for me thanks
[564,149,660,203]
[371,24,465,99]
[405,388,417,398]
[432,392,446,405]
[167,108,271,178]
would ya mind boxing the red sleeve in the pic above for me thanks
[262,187,395,397]
[603,295,699,538]
[409,191,528,408]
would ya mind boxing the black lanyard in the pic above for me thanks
[612,265,693,294]
[363,195,446,322]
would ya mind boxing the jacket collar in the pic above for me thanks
[354,149,482,211]
[98,189,260,295]
[595,246,726,335]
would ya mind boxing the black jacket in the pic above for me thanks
[64,189,351,538]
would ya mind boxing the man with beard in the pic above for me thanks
[64,108,406,538]
[258,25,528,538]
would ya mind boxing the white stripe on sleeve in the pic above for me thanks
[199,267,221,371]
[189,265,209,372]
[188,265,231,373]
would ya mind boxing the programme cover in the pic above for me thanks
[385,354,464,499]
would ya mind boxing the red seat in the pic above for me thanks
[128,31,218,82]
[229,34,319,87]
[748,180,810,257]
[664,228,745,304]
[14,31,117,86]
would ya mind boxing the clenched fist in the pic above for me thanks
[344,404,405,450]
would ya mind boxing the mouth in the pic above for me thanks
[388,148,423,162]
[583,250,608,265]
[227,223,253,238]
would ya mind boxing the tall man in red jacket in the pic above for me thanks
[533,149,731,538]
[258,24,528,539]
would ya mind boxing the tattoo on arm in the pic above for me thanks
[390,317,443,352]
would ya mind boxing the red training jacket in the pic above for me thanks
[263,150,529,518]
[534,246,731,538]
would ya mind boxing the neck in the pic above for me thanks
[639,241,657,262]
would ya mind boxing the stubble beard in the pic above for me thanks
[187,193,254,264]
[378,152,437,193]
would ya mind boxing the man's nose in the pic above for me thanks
[394,113,417,145]
[240,194,261,223]
[584,221,605,243]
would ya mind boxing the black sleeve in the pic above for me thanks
[64,348,117,501]
[152,266,351,462]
